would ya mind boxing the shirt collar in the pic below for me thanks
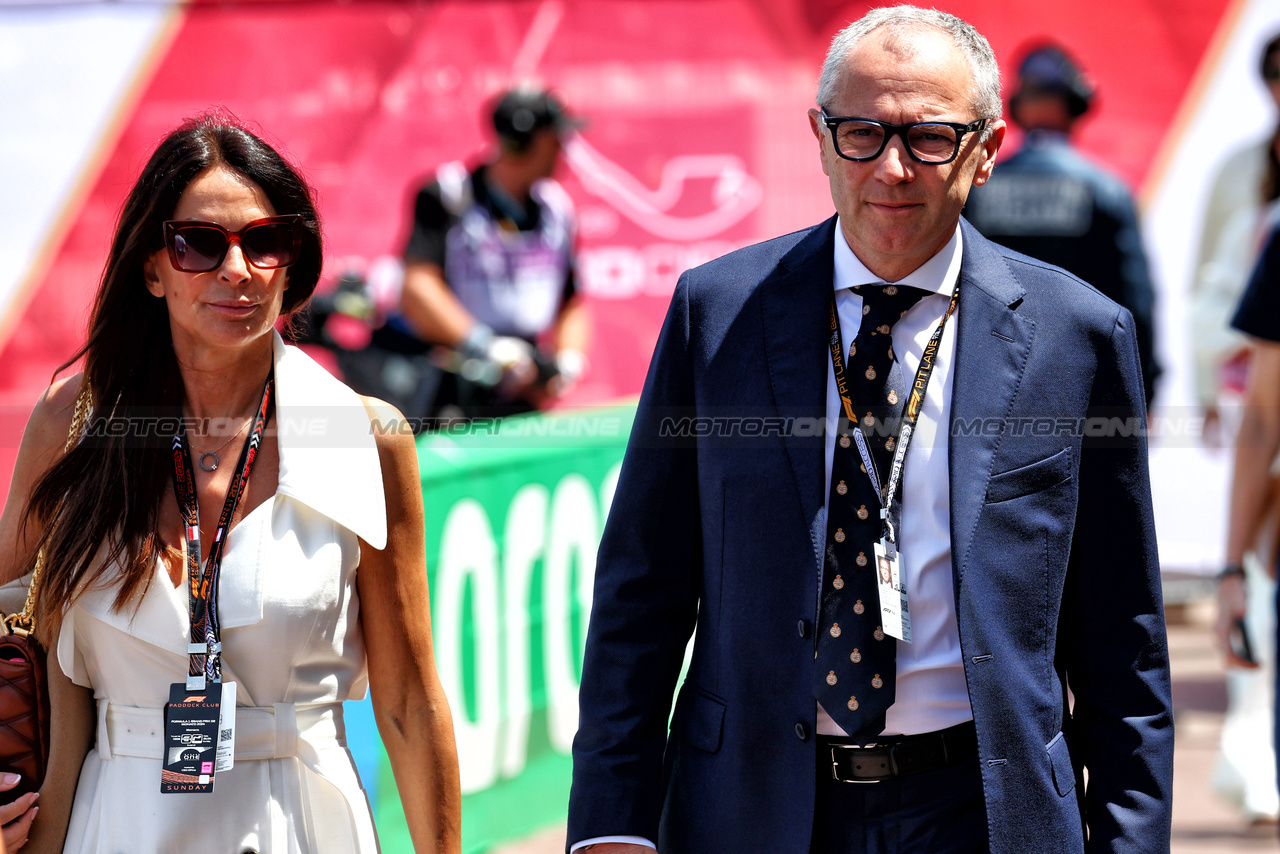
[832,218,963,297]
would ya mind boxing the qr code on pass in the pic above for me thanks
[220,728,233,741]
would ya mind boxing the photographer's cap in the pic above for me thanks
[491,87,584,146]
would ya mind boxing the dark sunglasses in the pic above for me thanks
[162,215,303,273]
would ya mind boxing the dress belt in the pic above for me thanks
[96,699,344,762]
[820,720,978,783]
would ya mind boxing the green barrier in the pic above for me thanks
[373,403,635,854]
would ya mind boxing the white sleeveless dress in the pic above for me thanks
[58,333,389,853]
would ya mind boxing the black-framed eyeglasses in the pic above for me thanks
[818,112,989,165]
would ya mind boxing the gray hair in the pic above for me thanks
[816,5,1002,140]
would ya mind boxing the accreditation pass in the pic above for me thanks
[161,681,236,793]
[873,540,912,643]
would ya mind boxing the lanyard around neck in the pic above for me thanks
[827,277,960,545]
[170,372,273,690]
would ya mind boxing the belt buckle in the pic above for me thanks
[830,742,893,784]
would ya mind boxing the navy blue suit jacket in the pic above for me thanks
[568,218,1174,854]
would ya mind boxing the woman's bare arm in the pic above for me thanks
[357,397,461,852]
[1217,342,1280,665]
[22,660,93,854]
[0,375,93,851]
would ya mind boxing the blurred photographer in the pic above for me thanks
[384,86,589,421]
[967,43,1160,406]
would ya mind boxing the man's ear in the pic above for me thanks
[971,119,1006,187]
[144,253,164,298]
[808,108,833,178]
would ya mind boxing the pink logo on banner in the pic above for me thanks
[201,762,213,774]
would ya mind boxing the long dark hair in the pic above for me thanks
[24,113,323,644]
[1263,34,1280,203]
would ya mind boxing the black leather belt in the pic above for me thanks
[822,720,978,783]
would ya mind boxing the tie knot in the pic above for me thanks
[853,284,928,328]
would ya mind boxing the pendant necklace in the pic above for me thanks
[193,418,251,472]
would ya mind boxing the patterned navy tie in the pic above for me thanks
[814,283,927,739]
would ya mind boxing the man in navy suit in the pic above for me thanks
[568,6,1173,853]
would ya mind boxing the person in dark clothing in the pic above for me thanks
[369,87,589,422]
[966,44,1161,406]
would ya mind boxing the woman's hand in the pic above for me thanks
[1215,573,1257,668]
[0,774,38,852]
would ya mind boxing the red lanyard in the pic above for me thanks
[170,373,273,690]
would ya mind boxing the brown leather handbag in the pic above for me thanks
[0,386,92,803]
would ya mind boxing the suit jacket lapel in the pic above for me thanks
[948,219,1035,578]
[760,217,837,574]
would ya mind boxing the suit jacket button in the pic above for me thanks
[794,722,809,741]
[797,619,810,639]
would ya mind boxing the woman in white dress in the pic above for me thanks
[0,115,461,852]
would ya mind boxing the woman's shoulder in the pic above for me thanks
[359,396,415,458]
[26,372,86,459]
[356,395,422,540]
[0,373,88,574]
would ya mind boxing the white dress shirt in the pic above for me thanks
[817,219,972,737]
[573,222,974,851]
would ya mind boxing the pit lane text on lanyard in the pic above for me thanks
[827,279,959,643]
[162,373,272,794]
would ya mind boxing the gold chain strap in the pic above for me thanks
[10,384,94,635]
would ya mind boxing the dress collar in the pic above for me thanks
[271,330,388,549]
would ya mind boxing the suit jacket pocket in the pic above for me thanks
[1047,730,1076,796]
[985,447,1073,505]
[672,685,726,754]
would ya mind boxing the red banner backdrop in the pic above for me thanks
[0,0,1232,495]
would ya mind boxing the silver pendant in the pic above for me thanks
[200,452,219,472]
